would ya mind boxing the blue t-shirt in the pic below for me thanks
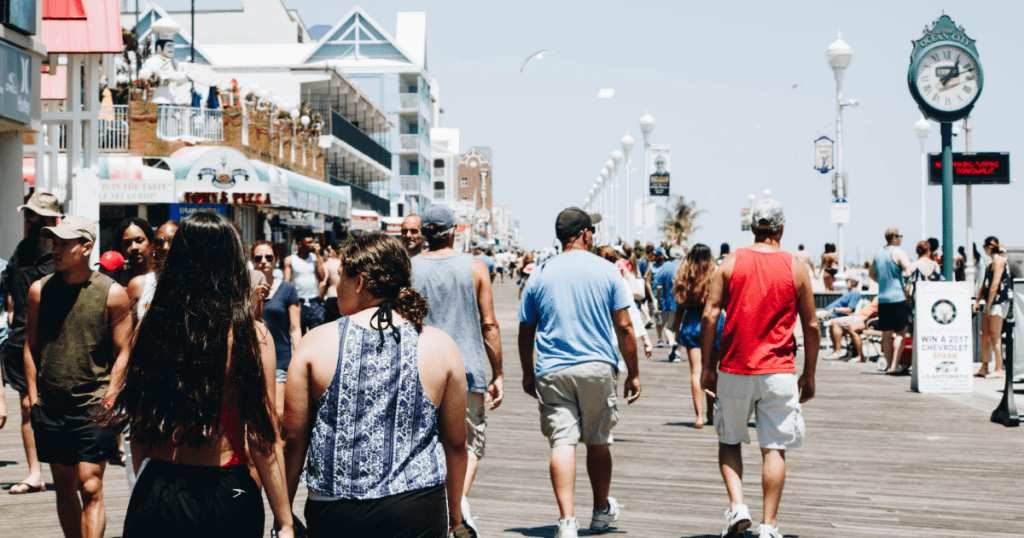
[824,290,862,317]
[637,257,649,277]
[475,254,495,273]
[263,280,300,370]
[653,259,681,312]
[518,251,633,377]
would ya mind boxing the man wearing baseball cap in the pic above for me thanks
[699,199,819,538]
[0,192,61,494]
[23,215,132,538]
[411,204,503,537]
[518,207,641,537]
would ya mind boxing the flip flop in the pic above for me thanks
[974,370,989,378]
[985,371,1005,379]
[8,482,46,494]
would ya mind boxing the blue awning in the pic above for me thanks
[285,171,350,218]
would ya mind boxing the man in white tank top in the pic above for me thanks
[284,227,326,334]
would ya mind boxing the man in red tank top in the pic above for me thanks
[699,199,819,538]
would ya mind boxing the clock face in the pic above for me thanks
[914,45,981,112]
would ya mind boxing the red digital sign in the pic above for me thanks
[928,152,1010,185]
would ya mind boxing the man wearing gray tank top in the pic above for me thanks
[284,227,326,334]
[411,204,503,538]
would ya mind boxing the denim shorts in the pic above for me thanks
[677,308,725,349]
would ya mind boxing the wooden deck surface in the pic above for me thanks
[2,278,1022,537]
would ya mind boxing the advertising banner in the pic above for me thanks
[648,144,671,196]
[170,204,227,221]
[0,42,32,124]
[813,136,834,174]
[740,208,751,231]
[911,281,973,393]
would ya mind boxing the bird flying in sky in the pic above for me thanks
[520,50,552,73]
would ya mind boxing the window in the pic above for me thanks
[460,177,468,187]
[461,196,468,201]
[433,159,444,168]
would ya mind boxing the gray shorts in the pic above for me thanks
[536,361,618,447]
[466,392,486,459]
[656,310,674,327]
[714,372,805,450]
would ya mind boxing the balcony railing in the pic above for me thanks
[327,174,391,216]
[400,174,420,194]
[433,166,445,177]
[331,111,392,169]
[157,106,223,142]
[99,105,129,151]
[433,189,445,200]
[399,134,418,152]
[399,93,419,113]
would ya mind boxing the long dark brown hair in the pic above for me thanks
[674,243,716,307]
[340,233,428,332]
[99,212,276,450]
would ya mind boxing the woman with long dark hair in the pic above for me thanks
[100,212,294,538]
[672,243,724,428]
[283,233,467,537]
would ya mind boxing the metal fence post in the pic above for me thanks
[991,298,1019,427]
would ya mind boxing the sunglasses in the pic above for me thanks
[254,254,275,262]
[154,237,171,248]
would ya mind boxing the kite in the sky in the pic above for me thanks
[520,50,552,73]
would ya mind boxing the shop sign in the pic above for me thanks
[179,148,276,204]
[911,281,973,393]
[648,144,671,197]
[170,204,227,220]
[280,211,316,228]
[0,42,32,124]
[100,179,175,203]
[352,215,380,232]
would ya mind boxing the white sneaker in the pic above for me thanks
[589,496,621,533]
[554,517,578,538]
[823,350,845,360]
[721,504,752,538]
[461,496,479,537]
[656,339,666,348]
[757,522,782,538]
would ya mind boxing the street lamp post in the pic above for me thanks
[599,169,610,243]
[602,159,610,240]
[826,33,854,278]
[611,150,623,244]
[914,116,931,241]
[620,132,634,242]
[639,112,655,244]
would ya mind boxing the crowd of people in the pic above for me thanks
[0,190,1013,538]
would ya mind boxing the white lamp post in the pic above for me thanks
[620,132,634,242]
[639,112,655,244]
[289,108,300,163]
[599,169,610,243]
[826,33,855,280]
[605,159,616,243]
[611,150,624,244]
[914,116,931,241]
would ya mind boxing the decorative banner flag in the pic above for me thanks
[648,144,671,196]
[813,136,834,174]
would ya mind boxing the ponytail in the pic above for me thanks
[395,287,429,333]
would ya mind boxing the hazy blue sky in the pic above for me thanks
[158,1,1023,260]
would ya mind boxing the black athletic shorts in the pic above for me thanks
[123,459,264,538]
[1,343,28,393]
[323,297,341,324]
[877,301,910,332]
[305,484,447,538]
[31,405,118,466]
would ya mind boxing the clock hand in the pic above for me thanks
[940,58,961,86]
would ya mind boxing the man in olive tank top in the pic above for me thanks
[24,216,132,538]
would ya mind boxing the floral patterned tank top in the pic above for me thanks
[303,318,446,500]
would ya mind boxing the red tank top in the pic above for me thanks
[220,398,247,467]
[719,248,798,375]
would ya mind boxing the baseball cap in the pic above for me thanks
[41,215,96,243]
[555,207,601,240]
[421,204,456,231]
[523,262,536,274]
[653,247,666,257]
[17,192,63,218]
[750,199,785,232]
[98,251,125,271]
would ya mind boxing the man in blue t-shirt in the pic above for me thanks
[653,248,683,361]
[519,207,641,537]
[473,245,496,282]
[818,276,862,360]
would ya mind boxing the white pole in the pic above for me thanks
[964,116,975,288]
[835,76,845,275]
[920,140,927,240]
[642,144,649,244]
[624,156,630,242]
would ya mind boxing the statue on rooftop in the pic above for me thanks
[140,17,189,105]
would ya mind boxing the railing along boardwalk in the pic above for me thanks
[2,278,1022,536]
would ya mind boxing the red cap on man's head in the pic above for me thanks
[98,251,125,271]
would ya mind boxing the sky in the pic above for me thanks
[157,0,1024,261]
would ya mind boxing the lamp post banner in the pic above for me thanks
[911,281,974,393]
[813,136,834,173]
[648,144,671,196]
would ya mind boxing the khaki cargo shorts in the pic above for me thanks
[536,361,618,447]
[714,372,805,450]
[466,391,486,459]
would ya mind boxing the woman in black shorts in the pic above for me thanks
[99,213,294,538]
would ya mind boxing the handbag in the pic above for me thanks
[625,273,645,301]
